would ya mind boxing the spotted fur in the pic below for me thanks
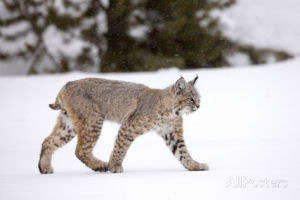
[38,76,208,174]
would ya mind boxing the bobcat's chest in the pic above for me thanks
[154,110,178,131]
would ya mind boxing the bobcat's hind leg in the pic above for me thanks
[75,116,108,172]
[39,111,76,174]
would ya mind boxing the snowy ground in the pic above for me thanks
[1,58,300,199]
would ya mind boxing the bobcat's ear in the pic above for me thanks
[189,75,198,86]
[175,76,186,95]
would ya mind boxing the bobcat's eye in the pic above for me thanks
[190,98,195,103]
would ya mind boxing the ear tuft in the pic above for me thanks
[189,75,198,86]
[175,76,186,94]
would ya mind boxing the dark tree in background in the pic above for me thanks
[102,0,236,72]
[0,0,292,74]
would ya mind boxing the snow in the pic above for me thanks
[0,1,19,20]
[128,25,150,40]
[0,21,37,54]
[227,52,251,66]
[52,0,90,17]
[0,21,30,35]
[43,25,87,58]
[219,0,300,54]
[1,58,300,199]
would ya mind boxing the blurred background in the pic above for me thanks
[0,0,299,75]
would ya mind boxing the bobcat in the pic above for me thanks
[38,76,209,174]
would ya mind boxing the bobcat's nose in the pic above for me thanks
[196,104,200,109]
[191,105,198,111]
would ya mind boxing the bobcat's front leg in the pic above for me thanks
[159,118,209,171]
[108,122,140,173]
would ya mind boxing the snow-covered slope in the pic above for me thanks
[1,59,300,199]
[220,0,300,54]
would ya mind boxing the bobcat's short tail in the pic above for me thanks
[49,102,61,110]
[49,92,62,110]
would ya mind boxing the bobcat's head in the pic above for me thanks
[173,76,200,116]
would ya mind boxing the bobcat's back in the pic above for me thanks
[57,78,160,122]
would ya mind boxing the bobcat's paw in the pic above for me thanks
[189,162,209,171]
[109,164,124,173]
[38,163,54,174]
[93,162,109,172]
